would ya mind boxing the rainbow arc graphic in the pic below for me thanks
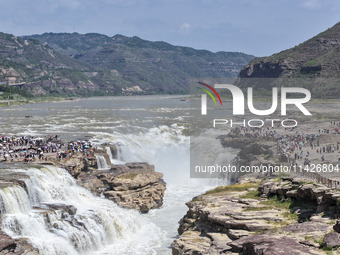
[197,82,222,115]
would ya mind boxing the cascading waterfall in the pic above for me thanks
[116,146,125,163]
[92,125,235,254]
[104,125,234,184]
[106,146,115,164]
[0,165,162,255]
[105,146,125,165]
[190,128,238,180]
[0,96,237,255]
[95,155,110,170]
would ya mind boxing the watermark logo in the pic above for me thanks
[197,82,222,115]
[199,83,312,116]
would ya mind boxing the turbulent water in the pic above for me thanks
[0,96,236,254]
[0,164,161,255]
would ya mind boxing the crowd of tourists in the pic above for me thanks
[230,124,340,167]
[0,135,94,162]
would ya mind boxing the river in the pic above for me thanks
[0,95,236,254]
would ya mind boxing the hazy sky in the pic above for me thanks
[0,0,339,56]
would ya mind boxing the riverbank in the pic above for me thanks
[0,91,190,108]
[173,105,340,254]
[0,93,80,107]
[1,91,339,109]
[218,118,340,181]
[172,176,340,255]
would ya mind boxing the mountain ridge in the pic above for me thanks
[15,32,254,95]
[237,22,340,97]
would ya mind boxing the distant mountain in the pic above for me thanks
[0,32,127,96]
[24,32,254,95]
[237,22,340,98]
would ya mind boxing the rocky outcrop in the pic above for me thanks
[322,232,340,249]
[218,135,276,178]
[0,232,39,255]
[57,155,87,178]
[239,61,285,78]
[172,177,339,255]
[237,22,340,98]
[43,146,166,213]
[218,136,256,150]
[229,234,321,255]
[77,162,166,213]
[258,177,340,215]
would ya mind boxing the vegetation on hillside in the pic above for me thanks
[0,32,252,97]
[237,22,340,98]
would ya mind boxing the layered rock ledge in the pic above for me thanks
[0,232,39,255]
[48,144,166,213]
[76,162,166,213]
[172,177,340,255]
[0,142,166,214]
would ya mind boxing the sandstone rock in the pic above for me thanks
[323,232,340,248]
[76,172,107,195]
[227,229,253,240]
[172,231,219,255]
[286,189,298,197]
[205,232,232,251]
[59,156,86,178]
[39,203,77,216]
[284,221,331,234]
[218,136,256,150]
[173,176,340,255]
[0,232,39,255]
[104,181,166,213]
[230,234,321,255]
[110,172,164,191]
[0,232,15,251]
[76,163,166,213]
[86,157,97,169]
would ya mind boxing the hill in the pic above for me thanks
[237,22,340,98]
[0,32,126,97]
[25,32,253,94]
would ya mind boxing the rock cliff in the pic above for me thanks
[172,177,340,255]
[49,145,166,213]
[76,162,166,213]
[237,22,340,98]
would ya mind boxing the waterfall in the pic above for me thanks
[100,125,234,254]
[0,165,162,255]
[115,146,125,164]
[105,146,125,165]
[95,155,110,170]
[190,128,236,180]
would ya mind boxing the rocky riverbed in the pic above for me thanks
[172,176,340,255]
